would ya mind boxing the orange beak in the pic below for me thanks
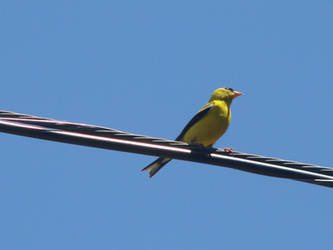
[232,90,243,99]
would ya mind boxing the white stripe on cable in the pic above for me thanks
[211,153,333,180]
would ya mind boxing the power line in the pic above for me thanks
[0,110,332,188]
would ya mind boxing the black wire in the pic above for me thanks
[0,110,332,188]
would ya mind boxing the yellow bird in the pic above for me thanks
[141,87,242,177]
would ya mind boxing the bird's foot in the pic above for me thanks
[189,143,205,149]
[223,147,233,153]
[189,143,213,155]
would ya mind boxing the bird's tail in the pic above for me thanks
[141,157,172,178]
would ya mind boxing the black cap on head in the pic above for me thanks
[225,87,234,92]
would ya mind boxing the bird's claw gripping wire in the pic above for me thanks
[223,147,233,153]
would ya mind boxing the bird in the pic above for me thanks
[141,87,242,177]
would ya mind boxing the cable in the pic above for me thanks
[0,110,332,188]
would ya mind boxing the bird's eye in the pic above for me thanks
[225,87,234,92]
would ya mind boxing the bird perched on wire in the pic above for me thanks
[141,87,242,177]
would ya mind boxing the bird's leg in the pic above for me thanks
[189,143,214,155]
[223,147,233,153]
[189,142,206,150]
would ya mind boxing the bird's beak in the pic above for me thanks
[232,91,243,99]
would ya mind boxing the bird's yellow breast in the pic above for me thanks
[182,100,231,147]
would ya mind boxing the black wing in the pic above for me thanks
[175,103,214,141]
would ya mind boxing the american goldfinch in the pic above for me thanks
[141,87,242,177]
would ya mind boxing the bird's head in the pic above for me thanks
[209,87,243,104]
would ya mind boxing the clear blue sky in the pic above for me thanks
[1,1,333,249]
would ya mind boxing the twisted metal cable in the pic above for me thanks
[0,110,332,188]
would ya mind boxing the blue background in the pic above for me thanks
[1,1,332,249]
